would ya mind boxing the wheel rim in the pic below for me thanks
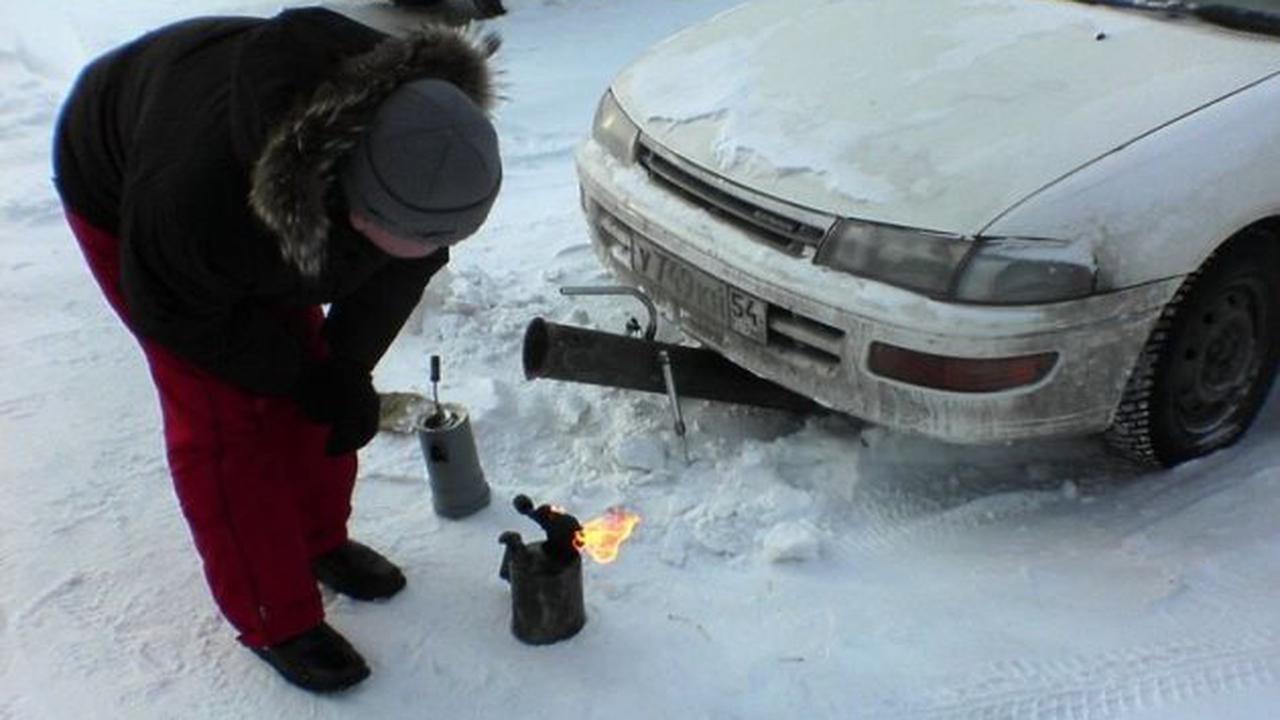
[1170,278,1267,438]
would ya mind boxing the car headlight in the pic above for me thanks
[592,90,640,164]
[814,219,970,297]
[952,237,1096,304]
[815,219,1096,304]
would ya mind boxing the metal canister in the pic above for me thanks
[498,534,587,645]
[417,402,490,519]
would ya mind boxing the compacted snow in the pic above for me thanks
[2,1,1278,718]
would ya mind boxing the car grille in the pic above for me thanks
[768,307,844,368]
[636,143,829,256]
[586,199,847,371]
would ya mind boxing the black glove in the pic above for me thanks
[292,357,381,456]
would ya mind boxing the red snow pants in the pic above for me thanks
[65,210,356,648]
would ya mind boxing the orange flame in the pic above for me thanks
[573,507,641,564]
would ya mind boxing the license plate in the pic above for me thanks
[630,235,767,343]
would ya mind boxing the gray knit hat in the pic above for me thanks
[341,78,501,244]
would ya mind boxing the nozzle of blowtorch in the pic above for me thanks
[427,354,445,425]
[513,494,582,564]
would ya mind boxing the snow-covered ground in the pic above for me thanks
[3,0,1280,717]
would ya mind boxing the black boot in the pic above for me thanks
[312,540,407,601]
[251,622,370,693]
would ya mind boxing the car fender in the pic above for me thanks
[981,71,1280,291]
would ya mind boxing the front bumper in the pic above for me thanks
[575,140,1182,444]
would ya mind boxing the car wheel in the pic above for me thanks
[1105,232,1280,467]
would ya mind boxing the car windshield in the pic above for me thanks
[1071,0,1280,38]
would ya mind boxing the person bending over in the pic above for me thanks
[53,7,501,692]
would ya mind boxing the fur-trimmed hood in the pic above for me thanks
[249,24,500,278]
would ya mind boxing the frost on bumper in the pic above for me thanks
[575,140,1179,444]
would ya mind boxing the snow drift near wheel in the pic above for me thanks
[1106,233,1280,467]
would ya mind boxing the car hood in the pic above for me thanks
[612,0,1280,235]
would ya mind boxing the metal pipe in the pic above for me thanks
[522,318,824,415]
[656,350,687,437]
[657,350,691,463]
[558,286,659,341]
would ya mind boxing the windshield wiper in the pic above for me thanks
[1076,0,1280,38]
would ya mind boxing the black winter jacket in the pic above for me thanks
[53,8,498,394]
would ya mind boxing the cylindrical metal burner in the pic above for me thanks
[498,495,587,645]
[498,534,586,645]
[418,403,490,519]
[522,318,823,414]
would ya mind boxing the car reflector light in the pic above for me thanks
[867,342,1058,393]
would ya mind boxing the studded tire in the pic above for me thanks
[1105,232,1280,468]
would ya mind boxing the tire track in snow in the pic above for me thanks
[14,572,135,682]
[508,143,576,167]
[874,632,1280,719]
[797,431,1120,557]
[823,440,1150,560]
[0,394,44,422]
[502,130,579,170]
[827,480,1071,558]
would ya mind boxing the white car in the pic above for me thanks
[576,0,1280,466]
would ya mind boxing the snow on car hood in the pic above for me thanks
[612,0,1280,235]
